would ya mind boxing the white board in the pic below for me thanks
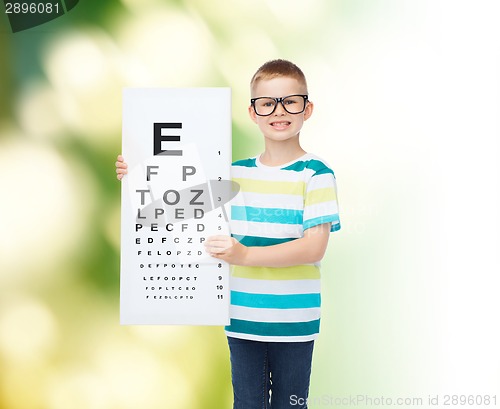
[120,88,232,325]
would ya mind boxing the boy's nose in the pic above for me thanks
[274,101,286,115]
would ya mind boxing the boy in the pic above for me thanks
[116,59,341,409]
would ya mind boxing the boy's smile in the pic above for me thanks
[269,120,291,130]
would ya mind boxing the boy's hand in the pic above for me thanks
[205,235,248,265]
[115,155,128,180]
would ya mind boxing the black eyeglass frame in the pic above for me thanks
[250,94,309,116]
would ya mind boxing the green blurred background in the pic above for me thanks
[1,1,499,408]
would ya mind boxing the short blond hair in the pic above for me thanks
[250,59,308,95]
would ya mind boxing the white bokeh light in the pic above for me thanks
[42,29,124,143]
[0,135,94,284]
[0,296,58,363]
[17,81,67,141]
[116,8,213,87]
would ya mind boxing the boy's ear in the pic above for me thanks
[248,105,258,123]
[304,100,314,121]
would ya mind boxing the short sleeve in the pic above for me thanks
[303,165,341,232]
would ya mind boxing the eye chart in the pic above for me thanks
[120,88,233,325]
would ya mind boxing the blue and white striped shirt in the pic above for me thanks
[225,153,341,342]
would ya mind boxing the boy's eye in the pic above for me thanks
[257,99,275,107]
[284,96,301,105]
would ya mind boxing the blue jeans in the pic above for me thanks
[227,336,314,409]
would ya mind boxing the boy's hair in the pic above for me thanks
[250,59,308,95]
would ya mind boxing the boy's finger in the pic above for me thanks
[205,241,230,251]
[206,235,230,242]
[204,241,225,250]
[205,238,230,248]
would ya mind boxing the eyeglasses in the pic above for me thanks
[250,94,309,116]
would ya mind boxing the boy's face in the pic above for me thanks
[249,76,313,143]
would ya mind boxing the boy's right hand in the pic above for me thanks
[115,155,128,180]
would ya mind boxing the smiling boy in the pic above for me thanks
[204,59,341,409]
[116,59,341,409]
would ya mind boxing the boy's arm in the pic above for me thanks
[205,223,332,267]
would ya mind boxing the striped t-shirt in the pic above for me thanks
[225,152,341,342]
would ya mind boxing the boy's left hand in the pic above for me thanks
[204,235,248,265]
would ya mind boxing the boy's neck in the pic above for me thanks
[259,138,306,167]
